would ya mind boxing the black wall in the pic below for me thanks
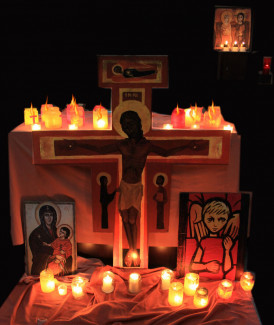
[1,1,273,323]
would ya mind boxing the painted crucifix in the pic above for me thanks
[67,110,203,266]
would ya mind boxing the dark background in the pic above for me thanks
[1,1,273,324]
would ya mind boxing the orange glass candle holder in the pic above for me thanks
[240,272,255,291]
[168,282,184,306]
[217,279,234,299]
[184,272,199,296]
[193,287,209,308]
[40,269,55,293]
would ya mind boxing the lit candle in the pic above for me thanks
[184,273,199,296]
[204,101,223,128]
[168,282,184,306]
[171,104,185,129]
[232,41,239,52]
[66,95,85,126]
[40,269,55,293]
[240,272,255,291]
[193,287,209,308]
[93,104,109,129]
[68,123,78,130]
[263,57,272,75]
[161,269,174,290]
[24,104,39,125]
[31,123,41,131]
[185,104,203,128]
[239,42,246,52]
[217,279,234,299]
[102,271,114,293]
[41,102,53,122]
[44,108,62,129]
[71,277,87,300]
[58,284,67,296]
[128,273,141,294]
[223,124,234,132]
[163,123,173,129]
[222,40,229,52]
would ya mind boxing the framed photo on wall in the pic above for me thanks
[24,200,77,276]
[177,192,251,280]
[213,6,252,52]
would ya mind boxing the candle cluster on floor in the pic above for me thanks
[39,269,255,307]
[24,96,235,133]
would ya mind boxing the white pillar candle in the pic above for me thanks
[184,273,199,296]
[102,271,114,293]
[161,269,174,290]
[128,273,141,293]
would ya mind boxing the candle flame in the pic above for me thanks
[176,103,179,115]
[97,103,103,122]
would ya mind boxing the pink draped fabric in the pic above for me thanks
[0,257,261,325]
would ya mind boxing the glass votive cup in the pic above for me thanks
[128,272,141,294]
[168,282,184,306]
[58,284,67,296]
[101,271,114,293]
[71,276,88,300]
[161,269,174,290]
[217,279,234,299]
[184,272,199,296]
[40,269,55,293]
[240,272,255,291]
[193,287,209,308]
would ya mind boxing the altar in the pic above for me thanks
[8,55,243,271]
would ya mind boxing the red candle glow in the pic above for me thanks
[263,57,272,75]
[171,104,185,129]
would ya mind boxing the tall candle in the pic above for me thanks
[240,272,255,291]
[184,273,199,296]
[171,104,185,129]
[168,282,184,306]
[128,273,141,294]
[161,269,174,290]
[102,271,114,293]
[93,104,109,129]
[217,279,234,299]
[40,269,55,293]
[193,287,209,308]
